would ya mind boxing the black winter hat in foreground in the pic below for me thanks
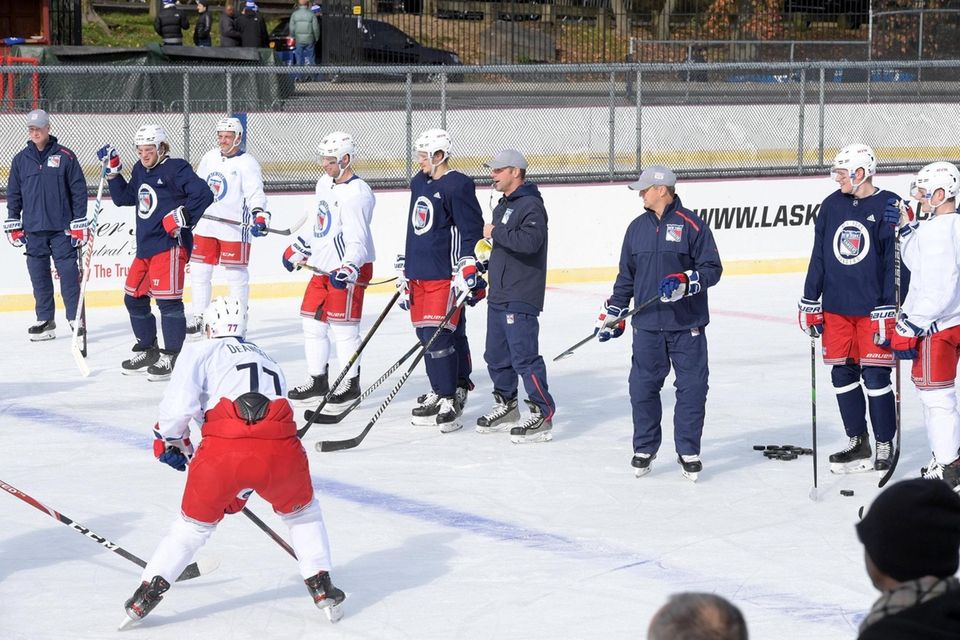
[857,478,960,582]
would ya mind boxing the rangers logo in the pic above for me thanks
[832,220,870,265]
[207,171,228,201]
[412,196,434,235]
[500,208,513,225]
[137,184,158,220]
[314,200,332,237]
[666,224,683,242]
[47,155,61,168]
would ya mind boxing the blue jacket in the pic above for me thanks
[488,182,548,313]
[107,156,213,259]
[610,195,722,331]
[6,135,88,232]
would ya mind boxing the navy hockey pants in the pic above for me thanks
[24,231,80,322]
[484,306,555,418]
[630,326,709,456]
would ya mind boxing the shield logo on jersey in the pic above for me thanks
[314,200,332,237]
[666,224,683,242]
[47,155,61,168]
[412,196,434,235]
[136,184,158,220]
[501,208,513,225]
[832,220,871,266]
[207,171,228,201]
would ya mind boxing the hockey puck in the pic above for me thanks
[840,489,855,497]
[781,453,798,460]
[753,445,766,451]
[858,505,865,519]
[765,445,780,450]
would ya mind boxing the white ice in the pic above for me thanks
[0,273,929,640]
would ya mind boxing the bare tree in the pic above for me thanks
[81,0,110,33]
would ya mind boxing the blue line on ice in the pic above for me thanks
[5,403,864,633]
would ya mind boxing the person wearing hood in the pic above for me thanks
[155,1,189,46]
[476,149,556,444]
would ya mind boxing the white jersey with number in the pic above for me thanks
[900,211,960,334]
[304,174,376,272]
[193,149,267,241]
[156,337,288,440]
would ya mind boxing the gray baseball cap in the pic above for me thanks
[484,149,528,170]
[628,165,676,191]
[26,109,49,128]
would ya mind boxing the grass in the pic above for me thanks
[82,10,286,48]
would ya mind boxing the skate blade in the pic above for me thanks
[411,415,438,426]
[511,431,553,444]
[121,369,151,376]
[29,332,56,342]
[475,422,515,434]
[829,461,874,475]
[681,469,699,482]
[146,374,172,383]
[118,613,141,631]
[439,421,463,434]
[634,467,652,478]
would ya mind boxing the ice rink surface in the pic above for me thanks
[0,272,931,640]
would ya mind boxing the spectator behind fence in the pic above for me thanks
[856,478,960,639]
[648,592,748,640]
[193,0,212,47]
[155,1,189,46]
[219,2,241,47]
[290,0,320,81]
[237,1,269,49]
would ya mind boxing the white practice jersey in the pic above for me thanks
[156,337,288,440]
[194,149,267,241]
[304,174,376,272]
[900,212,960,334]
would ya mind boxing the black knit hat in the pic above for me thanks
[856,478,960,581]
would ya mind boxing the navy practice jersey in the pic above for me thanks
[107,156,213,259]
[404,170,484,280]
[803,188,901,316]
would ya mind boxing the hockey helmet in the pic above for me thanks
[414,128,452,158]
[134,124,168,149]
[203,296,247,339]
[317,131,355,163]
[215,117,244,138]
[831,144,876,182]
[912,161,960,204]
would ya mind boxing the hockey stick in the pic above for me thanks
[295,291,401,439]
[809,336,818,502]
[553,294,660,362]
[318,291,470,452]
[201,212,307,236]
[241,507,297,559]
[71,161,109,377]
[304,341,421,426]
[1,479,215,582]
[300,264,398,287]
[878,205,907,489]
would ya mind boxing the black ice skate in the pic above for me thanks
[304,570,346,623]
[326,374,360,408]
[874,440,895,473]
[678,454,702,482]
[922,455,940,478]
[456,378,474,411]
[942,459,960,493]
[147,351,178,382]
[829,434,873,474]
[185,315,203,337]
[510,400,552,444]
[411,391,441,426]
[475,392,520,434]
[288,368,329,404]
[436,396,463,433]
[68,320,85,338]
[28,320,56,342]
[118,575,170,630]
[632,453,656,478]
[121,343,160,375]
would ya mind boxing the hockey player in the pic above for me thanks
[120,297,345,629]
[396,128,484,433]
[187,117,269,336]
[885,161,960,489]
[596,166,722,481]
[799,144,906,474]
[282,132,375,408]
[98,125,214,381]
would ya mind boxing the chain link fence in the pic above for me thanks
[1,59,959,193]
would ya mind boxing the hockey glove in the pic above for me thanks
[96,145,122,177]
[162,206,188,238]
[466,276,487,307]
[250,208,271,238]
[282,236,312,272]
[871,304,897,347]
[659,270,700,303]
[69,217,90,248]
[453,256,480,296]
[798,298,824,338]
[890,314,924,360]
[224,488,254,515]
[474,237,493,272]
[152,429,194,472]
[4,218,25,248]
[884,197,917,238]
[395,254,411,310]
[330,262,359,290]
[594,300,629,342]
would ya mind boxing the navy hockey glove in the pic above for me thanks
[250,208,271,238]
[890,314,924,360]
[659,270,700,303]
[282,237,311,272]
[152,429,194,472]
[96,145,122,177]
[594,300,628,342]
[871,305,897,347]
[330,262,359,290]
[884,198,916,238]
[4,218,25,248]
[224,488,254,515]
[466,276,487,307]
[798,298,823,337]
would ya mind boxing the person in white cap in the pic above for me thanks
[594,165,722,481]
[4,109,88,341]
[154,1,189,46]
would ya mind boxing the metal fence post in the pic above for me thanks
[183,71,191,163]
[226,71,233,116]
[608,70,615,181]
[818,66,825,169]
[636,69,642,173]
[439,71,447,130]
[405,72,413,182]
[797,67,806,173]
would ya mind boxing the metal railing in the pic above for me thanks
[1,59,958,193]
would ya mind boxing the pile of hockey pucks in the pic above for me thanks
[752,444,813,461]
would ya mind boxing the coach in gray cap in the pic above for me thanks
[4,109,89,341]
[476,149,556,444]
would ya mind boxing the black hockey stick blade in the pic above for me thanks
[878,448,900,488]
[176,556,220,582]
[553,294,660,362]
[304,398,362,425]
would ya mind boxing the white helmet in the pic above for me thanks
[202,296,247,339]
[414,128,452,157]
[317,131,355,163]
[134,124,168,149]
[832,143,876,181]
[215,117,244,137]
[912,161,960,203]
